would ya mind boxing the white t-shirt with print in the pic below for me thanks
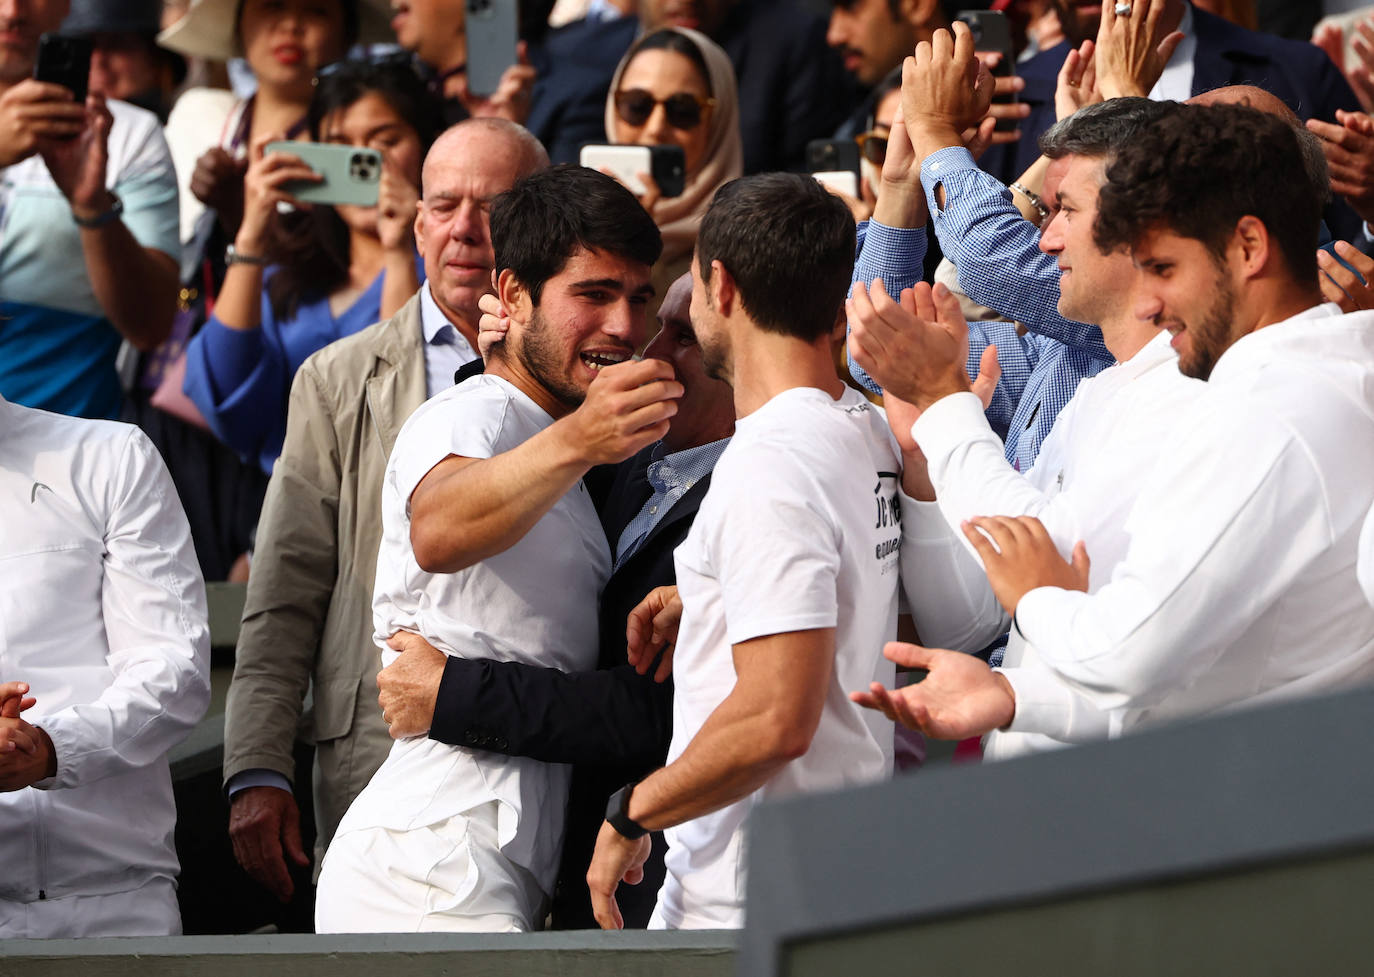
[651,385,901,930]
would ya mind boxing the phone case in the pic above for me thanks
[465,0,519,97]
[264,141,382,208]
[34,33,92,103]
[580,144,686,199]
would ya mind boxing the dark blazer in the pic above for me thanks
[526,15,638,165]
[982,3,1361,235]
[714,0,861,173]
[429,443,714,928]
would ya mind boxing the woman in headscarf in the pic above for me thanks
[602,26,742,323]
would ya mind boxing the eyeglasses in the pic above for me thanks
[855,131,888,166]
[613,89,716,130]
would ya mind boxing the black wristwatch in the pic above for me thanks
[605,782,649,840]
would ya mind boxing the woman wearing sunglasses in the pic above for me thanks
[183,58,441,475]
[603,27,742,320]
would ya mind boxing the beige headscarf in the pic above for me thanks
[603,27,743,265]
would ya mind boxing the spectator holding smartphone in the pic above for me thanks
[183,58,441,473]
[0,0,180,420]
[603,27,741,321]
[160,0,392,244]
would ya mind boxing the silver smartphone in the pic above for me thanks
[264,141,382,207]
[465,0,518,97]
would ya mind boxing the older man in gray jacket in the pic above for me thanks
[221,119,547,903]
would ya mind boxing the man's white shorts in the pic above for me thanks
[315,799,546,933]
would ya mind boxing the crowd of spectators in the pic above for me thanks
[2,0,1374,943]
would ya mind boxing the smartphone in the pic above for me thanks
[465,0,518,97]
[34,33,92,103]
[814,171,859,198]
[580,144,687,199]
[957,9,1017,132]
[264,141,382,207]
[807,138,861,177]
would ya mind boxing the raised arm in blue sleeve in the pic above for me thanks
[919,146,1110,361]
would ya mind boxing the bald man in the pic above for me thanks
[222,119,549,904]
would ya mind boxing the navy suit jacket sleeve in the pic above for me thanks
[429,657,673,768]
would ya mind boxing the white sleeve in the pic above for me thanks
[1014,402,1329,726]
[38,429,211,790]
[898,489,1008,651]
[913,392,1085,552]
[999,660,1113,743]
[390,386,510,506]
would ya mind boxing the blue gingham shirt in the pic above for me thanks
[615,437,730,570]
[848,146,1114,471]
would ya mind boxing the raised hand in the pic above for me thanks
[1318,241,1374,312]
[902,22,996,160]
[847,279,972,408]
[235,133,321,255]
[376,154,420,253]
[39,93,114,216]
[850,642,1016,740]
[1093,0,1184,99]
[191,146,248,230]
[961,515,1090,615]
[0,80,85,168]
[1314,17,1374,114]
[1307,110,1374,225]
[1055,39,1102,121]
[974,51,1030,145]
[461,41,537,124]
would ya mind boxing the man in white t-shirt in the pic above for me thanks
[314,165,681,933]
[585,173,903,930]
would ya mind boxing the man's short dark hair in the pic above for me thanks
[491,164,662,304]
[1039,96,1177,161]
[696,173,856,342]
[1093,103,1321,283]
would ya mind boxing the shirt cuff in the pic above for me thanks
[428,655,482,747]
[911,391,996,469]
[920,145,980,210]
[226,768,293,799]
[897,491,954,543]
[198,316,267,398]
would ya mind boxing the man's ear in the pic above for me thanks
[710,259,736,317]
[496,268,533,322]
[1232,215,1272,282]
[904,0,943,30]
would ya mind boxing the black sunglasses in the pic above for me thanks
[614,89,716,130]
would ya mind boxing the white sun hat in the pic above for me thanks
[158,0,395,62]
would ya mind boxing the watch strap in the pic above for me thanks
[71,192,123,229]
[605,782,649,840]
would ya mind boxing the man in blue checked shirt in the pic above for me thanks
[849,25,1171,472]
